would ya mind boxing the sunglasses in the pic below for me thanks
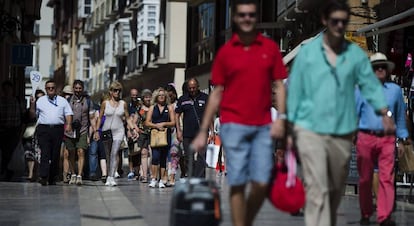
[373,65,387,71]
[236,12,257,18]
[46,87,55,90]
[329,18,349,26]
[112,89,122,93]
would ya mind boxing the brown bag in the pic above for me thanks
[150,129,168,148]
[399,144,414,173]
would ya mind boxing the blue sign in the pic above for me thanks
[11,44,33,66]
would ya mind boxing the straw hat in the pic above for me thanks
[370,52,395,72]
[62,85,73,94]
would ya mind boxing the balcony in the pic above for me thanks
[188,37,215,67]
[84,16,95,35]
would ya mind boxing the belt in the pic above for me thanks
[359,129,385,137]
[38,124,64,128]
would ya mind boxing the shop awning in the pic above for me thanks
[356,7,414,37]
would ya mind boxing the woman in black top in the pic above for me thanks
[144,87,176,188]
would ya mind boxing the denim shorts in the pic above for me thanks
[220,123,274,186]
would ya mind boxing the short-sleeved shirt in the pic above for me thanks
[36,95,73,125]
[175,92,209,138]
[68,95,94,135]
[211,33,287,126]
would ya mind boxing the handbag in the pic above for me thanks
[268,148,305,214]
[101,130,113,142]
[399,144,414,173]
[150,129,168,147]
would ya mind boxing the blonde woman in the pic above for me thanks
[144,87,176,188]
[95,81,138,186]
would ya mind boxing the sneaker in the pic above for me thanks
[69,174,77,184]
[105,176,117,186]
[76,175,83,186]
[148,179,157,188]
[127,172,135,180]
[115,172,121,178]
[158,181,166,188]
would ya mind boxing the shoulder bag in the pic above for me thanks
[150,105,169,147]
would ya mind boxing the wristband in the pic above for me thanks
[277,113,287,120]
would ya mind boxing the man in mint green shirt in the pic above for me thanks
[287,2,395,226]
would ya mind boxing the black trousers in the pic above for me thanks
[181,137,206,178]
[0,126,20,178]
[37,125,64,181]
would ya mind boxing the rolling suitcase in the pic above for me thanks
[170,146,222,226]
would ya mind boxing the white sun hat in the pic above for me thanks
[370,52,395,72]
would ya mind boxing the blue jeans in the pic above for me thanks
[89,139,105,176]
[220,123,274,186]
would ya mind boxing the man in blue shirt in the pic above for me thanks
[287,2,395,226]
[355,52,408,226]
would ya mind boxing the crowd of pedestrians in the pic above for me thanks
[0,1,413,226]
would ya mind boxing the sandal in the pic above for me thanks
[141,177,148,183]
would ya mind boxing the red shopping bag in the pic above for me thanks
[268,149,305,213]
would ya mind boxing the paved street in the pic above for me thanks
[1,170,414,226]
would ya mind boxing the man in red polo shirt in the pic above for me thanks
[192,0,287,225]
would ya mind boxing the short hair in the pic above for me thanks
[141,89,152,98]
[73,79,84,88]
[232,0,258,13]
[165,84,177,97]
[321,0,350,20]
[109,81,123,91]
[45,80,55,86]
[151,87,170,105]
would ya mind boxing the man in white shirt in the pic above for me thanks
[30,80,73,186]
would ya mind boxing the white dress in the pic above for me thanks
[102,100,125,140]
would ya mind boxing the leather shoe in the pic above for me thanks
[380,217,396,226]
[360,216,370,225]
[39,177,47,186]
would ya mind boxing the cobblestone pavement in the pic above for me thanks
[1,171,414,226]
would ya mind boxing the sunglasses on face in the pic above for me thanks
[329,18,349,26]
[373,65,387,71]
[46,86,55,90]
[112,89,121,93]
[236,12,257,18]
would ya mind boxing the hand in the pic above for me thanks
[270,119,286,139]
[29,96,36,106]
[155,123,165,131]
[65,124,72,134]
[382,116,396,135]
[398,144,405,158]
[94,132,100,141]
[191,131,208,153]
[177,130,183,142]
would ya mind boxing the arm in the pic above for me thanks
[144,106,160,130]
[94,101,106,140]
[271,79,286,139]
[165,105,176,128]
[395,88,409,139]
[287,50,304,124]
[29,96,36,119]
[175,112,183,142]
[123,101,138,132]
[191,86,223,152]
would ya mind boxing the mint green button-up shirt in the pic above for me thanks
[287,33,387,135]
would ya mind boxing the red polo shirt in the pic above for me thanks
[211,33,287,125]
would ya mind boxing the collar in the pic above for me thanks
[319,32,348,53]
[230,32,264,46]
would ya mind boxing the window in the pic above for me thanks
[79,0,92,18]
[148,33,155,37]
[148,26,155,31]
[148,19,156,24]
[148,5,156,10]
[148,12,156,17]
[83,48,91,79]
